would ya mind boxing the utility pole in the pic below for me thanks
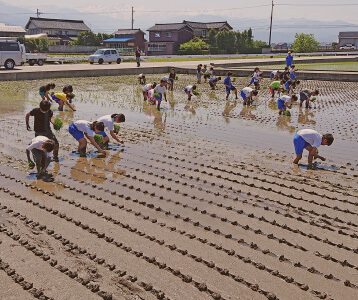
[269,0,274,48]
[36,9,42,18]
[131,7,134,29]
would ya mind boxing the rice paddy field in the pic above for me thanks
[0,74,357,300]
[253,62,358,72]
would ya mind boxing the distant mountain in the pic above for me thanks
[1,1,357,44]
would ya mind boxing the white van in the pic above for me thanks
[0,39,24,69]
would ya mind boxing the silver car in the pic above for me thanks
[0,39,24,69]
[89,48,121,64]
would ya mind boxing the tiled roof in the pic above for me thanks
[183,21,233,30]
[114,29,145,35]
[25,17,90,31]
[0,23,26,33]
[147,23,193,32]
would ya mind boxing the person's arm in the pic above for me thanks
[164,92,167,101]
[26,149,33,162]
[25,112,31,130]
[110,130,123,143]
[86,135,106,155]
[45,91,52,102]
[308,146,325,164]
[65,101,76,111]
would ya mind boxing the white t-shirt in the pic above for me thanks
[278,95,291,103]
[290,68,295,74]
[271,71,278,76]
[297,129,322,148]
[27,136,52,157]
[242,87,253,97]
[138,73,144,78]
[143,83,152,92]
[185,85,193,93]
[148,89,155,98]
[97,115,114,131]
[154,85,166,94]
[253,71,262,82]
[74,120,95,137]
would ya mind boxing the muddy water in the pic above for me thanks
[0,74,357,300]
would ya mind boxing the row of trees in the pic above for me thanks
[180,28,269,55]
[70,31,114,46]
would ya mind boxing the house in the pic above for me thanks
[103,29,146,51]
[0,23,26,37]
[273,43,288,50]
[25,17,90,45]
[182,20,233,38]
[338,32,358,48]
[145,23,194,56]
[145,20,232,56]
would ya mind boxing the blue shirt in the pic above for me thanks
[286,55,293,66]
[223,77,231,86]
[209,77,217,83]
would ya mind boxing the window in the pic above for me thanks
[154,32,160,38]
[148,43,167,52]
[104,50,110,55]
[0,42,20,51]
[166,32,172,37]
[111,50,117,54]
[201,30,207,36]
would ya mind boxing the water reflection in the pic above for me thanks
[297,107,316,125]
[276,115,296,133]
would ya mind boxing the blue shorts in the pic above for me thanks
[39,90,45,96]
[250,77,254,84]
[184,88,188,93]
[69,123,84,141]
[51,95,61,104]
[226,85,236,94]
[155,93,162,101]
[285,82,290,90]
[270,72,274,78]
[293,134,310,155]
[98,130,107,138]
[197,73,202,79]
[240,90,246,100]
[290,74,296,80]
[277,99,285,110]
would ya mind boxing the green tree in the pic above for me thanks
[292,33,319,53]
[71,31,99,46]
[179,37,208,54]
[208,28,217,47]
[216,30,236,54]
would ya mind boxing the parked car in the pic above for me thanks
[88,49,121,64]
[0,39,24,69]
[20,45,47,66]
[339,44,356,50]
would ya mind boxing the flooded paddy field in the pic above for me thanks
[251,62,358,72]
[0,74,357,300]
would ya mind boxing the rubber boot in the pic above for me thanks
[78,147,87,157]
[53,144,59,162]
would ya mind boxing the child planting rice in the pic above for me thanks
[223,72,238,100]
[62,84,74,102]
[270,70,280,80]
[138,74,146,84]
[277,95,298,115]
[184,85,197,100]
[142,82,157,100]
[300,89,319,109]
[26,136,55,179]
[269,80,285,98]
[240,87,258,106]
[51,92,76,111]
[26,100,60,162]
[97,113,126,149]
[39,83,55,101]
[168,68,176,91]
[68,120,106,157]
[154,80,167,110]
[209,76,221,90]
[293,129,334,167]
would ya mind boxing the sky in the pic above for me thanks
[2,0,358,26]
[1,0,357,42]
